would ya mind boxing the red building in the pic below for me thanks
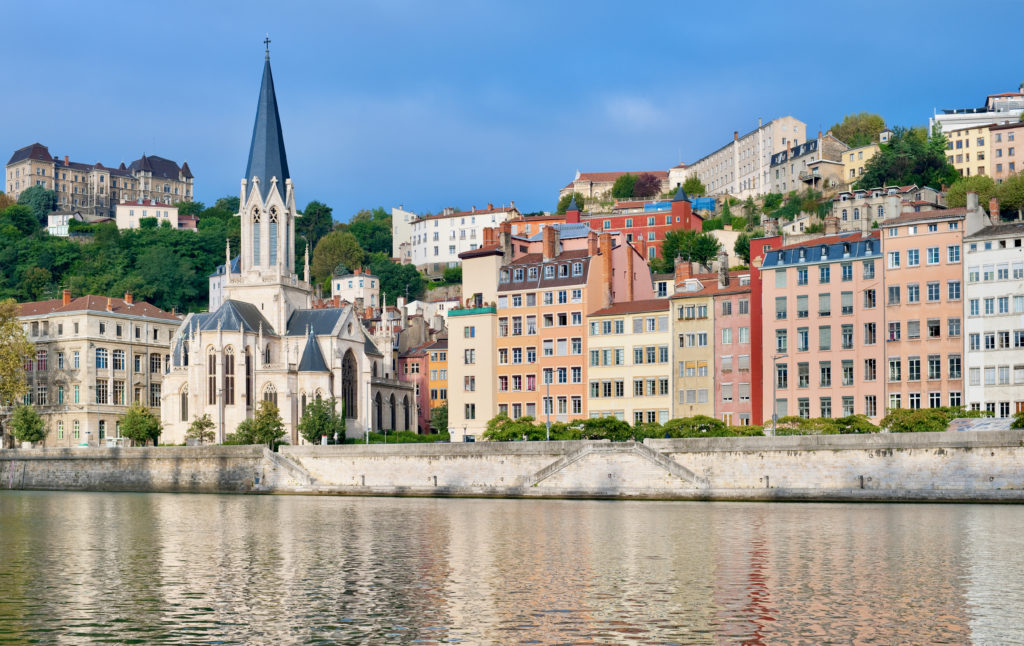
[398,343,431,433]
[748,234,784,426]
[569,188,701,261]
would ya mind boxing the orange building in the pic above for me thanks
[426,338,448,418]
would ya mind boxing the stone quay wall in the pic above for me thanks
[3,431,1024,502]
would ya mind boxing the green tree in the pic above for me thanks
[662,415,729,437]
[682,175,706,197]
[1,205,39,236]
[185,414,216,444]
[556,192,585,214]
[830,112,886,148]
[312,231,365,282]
[655,230,722,272]
[482,413,545,441]
[0,299,33,409]
[227,400,285,446]
[430,403,448,433]
[762,193,784,210]
[1012,409,1024,429]
[733,230,762,265]
[368,253,425,304]
[996,173,1024,219]
[17,186,57,224]
[743,197,758,228]
[442,266,462,284]
[611,173,637,199]
[298,397,346,444]
[347,207,392,255]
[855,126,958,190]
[881,406,985,433]
[11,404,45,446]
[578,416,633,441]
[213,196,240,213]
[120,402,162,446]
[297,200,334,250]
[945,175,997,210]
[173,201,205,216]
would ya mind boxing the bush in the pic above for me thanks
[1012,410,1024,430]
[185,414,216,444]
[11,405,45,445]
[346,431,450,444]
[297,397,346,444]
[120,402,162,446]
[611,174,637,199]
[225,400,285,446]
[881,406,988,434]
[662,415,729,437]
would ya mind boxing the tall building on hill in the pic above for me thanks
[13,291,180,448]
[161,49,411,444]
[559,170,669,200]
[5,143,194,217]
[396,203,521,277]
[929,89,1024,137]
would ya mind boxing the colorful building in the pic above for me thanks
[426,338,449,419]
[670,262,716,419]
[712,267,753,426]
[988,122,1024,182]
[945,124,993,178]
[586,299,672,425]
[398,343,430,433]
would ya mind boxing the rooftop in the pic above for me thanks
[671,271,752,298]
[965,221,1024,240]
[589,298,670,317]
[17,294,180,321]
[415,204,518,222]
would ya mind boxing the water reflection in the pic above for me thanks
[1,493,1022,644]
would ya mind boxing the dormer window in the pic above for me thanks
[528,267,538,280]
[558,264,569,277]
[513,268,524,282]
[544,265,554,279]
[820,245,829,259]
[572,262,583,276]
[499,270,510,283]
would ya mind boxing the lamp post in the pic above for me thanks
[770,353,788,436]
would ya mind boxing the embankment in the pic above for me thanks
[3,431,1024,501]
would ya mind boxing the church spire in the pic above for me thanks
[245,43,290,200]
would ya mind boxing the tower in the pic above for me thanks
[226,46,311,333]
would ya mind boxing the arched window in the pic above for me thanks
[389,394,396,430]
[264,343,271,365]
[269,207,279,266]
[403,395,410,431]
[252,207,262,266]
[180,386,188,422]
[374,392,382,430]
[263,384,277,407]
[207,351,216,405]
[244,349,252,406]
[301,392,307,415]
[224,348,235,406]
[342,350,357,419]
[182,340,189,366]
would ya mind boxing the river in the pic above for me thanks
[1,492,1022,644]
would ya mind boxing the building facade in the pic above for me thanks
[570,189,700,260]
[929,90,1024,137]
[15,291,179,447]
[769,133,849,194]
[832,185,945,232]
[671,265,717,419]
[115,200,181,230]
[841,142,881,183]
[406,204,520,277]
[945,124,992,178]
[988,122,1024,183]
[963,218,1024,417]
[712,266,753,426]
[5,143,194,217]
[426,339,448,421]
[398,344,430,433]
[331,269,379,309]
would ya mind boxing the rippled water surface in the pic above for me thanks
[2,493,1023,644]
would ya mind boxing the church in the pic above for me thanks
[160,50,415,444]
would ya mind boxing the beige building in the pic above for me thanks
[115,200,181,230]
[5,143,194,218]
[680,116,807,198]
[331,268,379,309]
[945,125,992,178]
[770,132,849,194]
[15,291,180,447]
[841,142,881,183]
[586,299,673,425]
[559,171,669,200]
[988,122,1024,182]
[831,185,945,232]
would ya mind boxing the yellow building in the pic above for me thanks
[585,299,672,425]
[945,125,991,178]
[670,265,717,418]
[841,142,880,183]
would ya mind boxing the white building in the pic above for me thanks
[115,200,180,230]
[403,298,460,324]
[47,212,74,237]
[392,205,416,263]
[679,116,806,199]
[963,218,1024,418]
[331,269,379,309]
[405,204,520,277]
[930,90,1024,136]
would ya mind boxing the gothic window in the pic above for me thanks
[224,348,235,406]
[269,207,279,266]
[263,384,277,407]
[342,350,357,419]
[389,393,396,430]
[244,349,252,407]
[301,393,307,415]
[207,351,216,405]
[264,343,271,365]
[374,392,382,430]
[403,395,410,431]
[180,386,188,422]
[252,207,262,266]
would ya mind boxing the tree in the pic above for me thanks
[347,208,392,255]
[227,400,285,446]
[633,173,662,198]
[611,174,637,199]
[213,196,240,213]
[368,253,426,304]
[298,397,346,444]
[297,201,334,250]
[996,173,1024,219]
[17,186,57,224]
[19,267,51,301]
[556,192,585,214]
[173,201,205,216]
[312,231,365,282]
[11,405,45,446]
[743,197,758,228]
[1012,409,1024,430]
[762,193,784,211]
[120,402,162,446]
[1,204,39,236]
[881,406,985,434]
[442,266,462,284]
[0,299,33,410]
[733,230,762,265]
[830,112,886,148]
[430,403,448,433]
[662,415,729,437]
[185,414,216,444]
[682,175,706,197]
[945,175,997,210]
[578,416,633,441]
[855,126,958,190]
[655,230,722,272]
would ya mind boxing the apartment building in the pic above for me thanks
[425,339,448,419]
[712,264,753,426]
[880,200,990,413]
[832,185,945,232]
[757,232,885,424]
[841,141,882,183]
[398,343,430,433]
[331,268,379,309]
[114,200,183,230]
[963,215,1024,417]
[5,143,194,217]
[945,125,992,178]
[406,204,520,277]
[671,264,717,419]
[988,122,1024,182]
[586,299,672,425]
[769,132,849,194]
[678,117,806,198]
[15,291,180,447]
[930,90,1024,137]
[392,205,417,262]
[569,188,700,260]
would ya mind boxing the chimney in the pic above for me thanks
[62,289,71,306]
[718,250,729,288]
[674,256,692,288]
[354,267,361,275]
[824,215,840,235]
[487,203,493,209]
[124,292,133,305]
[625,243,635,302]
[990,197,1001,219]
[599,233,613,306]
[542,225,560,261]
[587,230,599,257]
[966,191,979,213]
[498,220,513,263]
[106,297,113,312]
[64,155,69,165]
[818,130,822,140]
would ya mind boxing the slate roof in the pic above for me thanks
[297,330,329,372]
[286,308,344,336]
[672,185,690,202]
[589,298,670,317]
[199,300,276,334]
[523,222,597,242]
[210,255,242,277]
[965,220,1024,240]
[7,143,52,165]
[762,232,880,269]
[364,334,383,356]
[245,58,290,200]
[128,154,186,180]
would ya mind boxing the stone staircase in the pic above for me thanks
[526,441,708,489]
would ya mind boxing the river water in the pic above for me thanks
[1,493,1022,645]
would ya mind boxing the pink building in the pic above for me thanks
[989,122,1024,183]
[398,343,430,432]
[713,269,753,426]
[758,231,885,423]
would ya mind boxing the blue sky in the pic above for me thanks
[3,0,1023,221]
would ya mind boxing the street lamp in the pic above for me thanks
[771,353,788,437]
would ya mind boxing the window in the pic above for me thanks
[907,284,920,303]
[95,348,108,369]
[797,268,808,285]
[927,282,940,302]
[818,325,831,351]
[464,349,475,364]
[464,326,475,338]
[887,251,900,268]
[775,297,787,320]
[889,358,902,382]
[947,245,960,263]
[819,266,830,284]
[864,358,877,381]
[926,247,939,265]
[465,404,476,420]
[820,362,832,387]
[948,318,961,337]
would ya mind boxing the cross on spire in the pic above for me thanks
[264,34,271,60]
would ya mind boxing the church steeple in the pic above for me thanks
[244,47,290,201]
